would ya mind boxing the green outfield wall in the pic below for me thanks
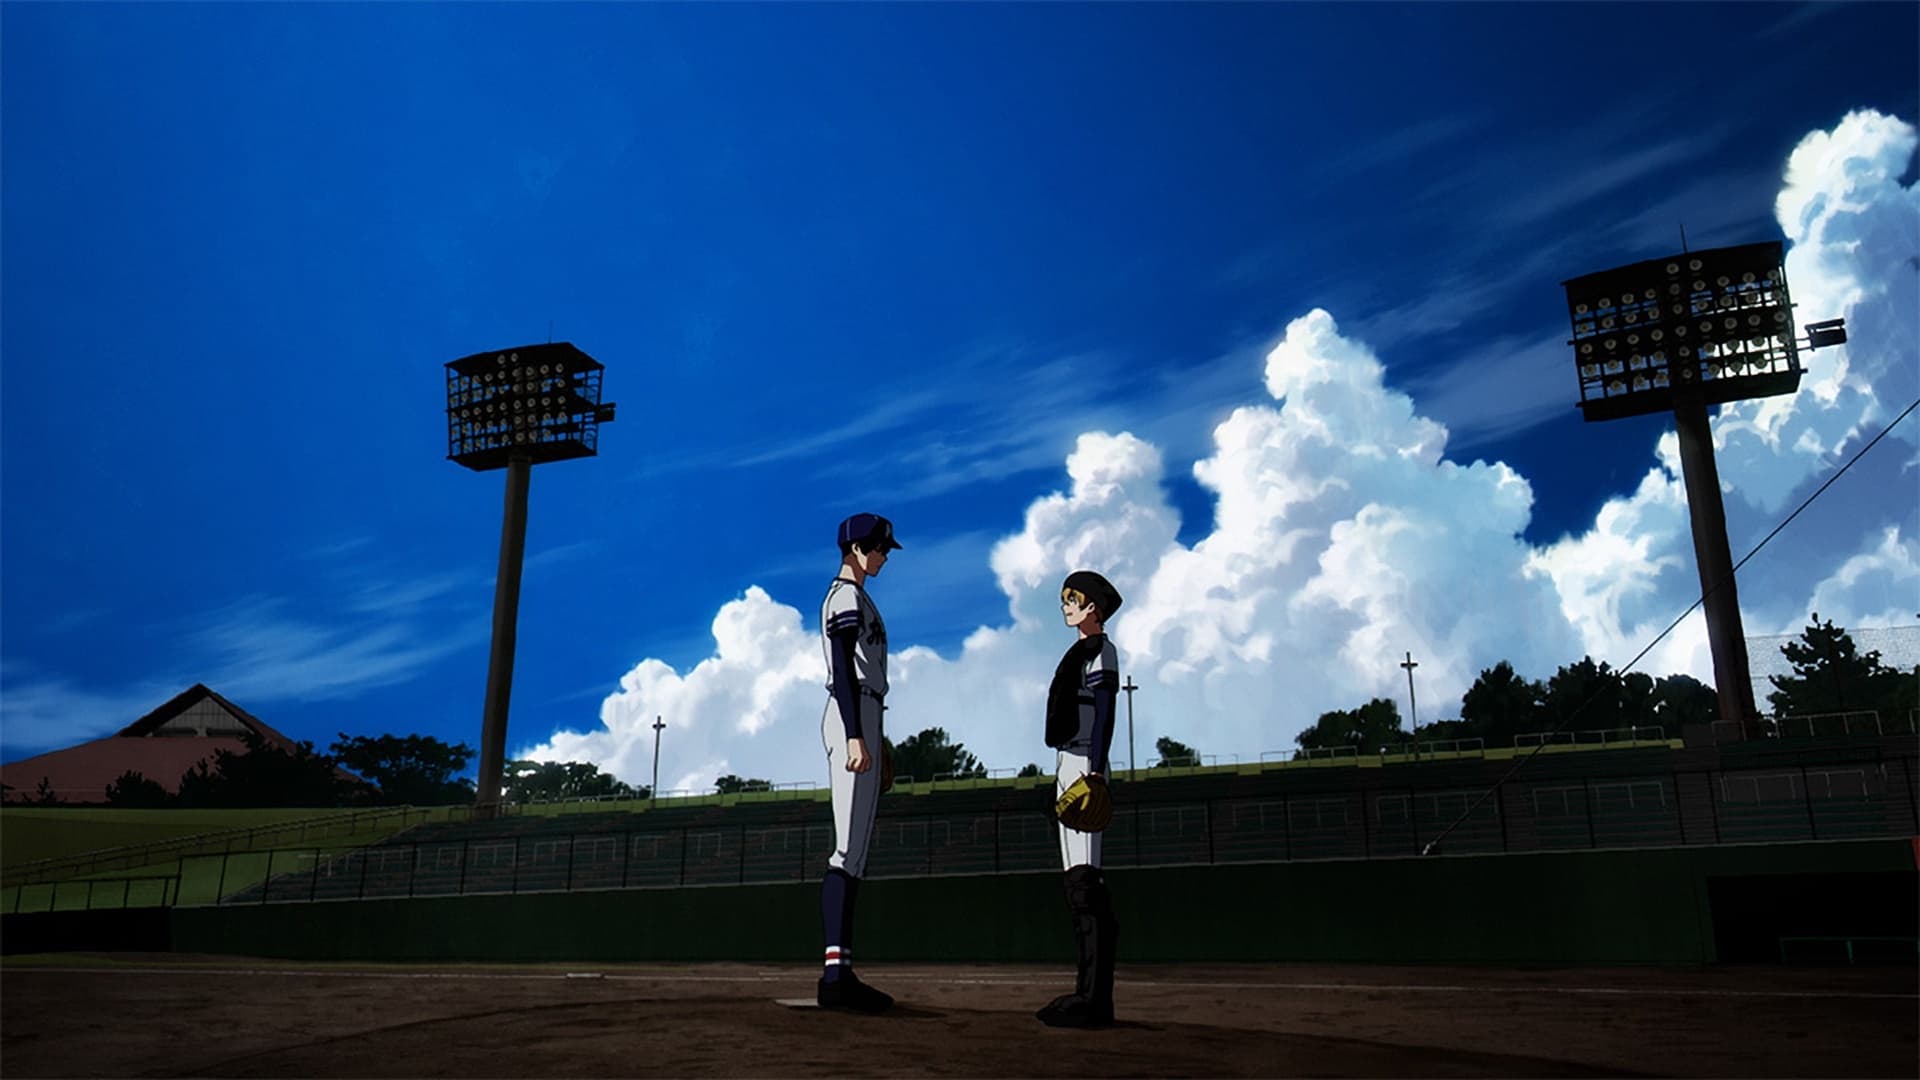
[161,838,1917,966]
[1,908,171,955]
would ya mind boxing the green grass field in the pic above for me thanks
[0,807,379,871]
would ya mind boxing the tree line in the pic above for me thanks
[1294,616,1916,754]
[65,726,1016,808]
[16,616,1911,808]
[63,732,645,809]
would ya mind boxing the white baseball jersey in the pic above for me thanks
[821,578,888,696]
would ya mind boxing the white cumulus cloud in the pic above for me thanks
[524,109,1918,790]
[1805,526,1920,631]
[528,586,820,792]
[1715,108,1920,513]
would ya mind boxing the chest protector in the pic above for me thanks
[1045,635,1107,749]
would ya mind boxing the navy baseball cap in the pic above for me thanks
[837,513,903,551]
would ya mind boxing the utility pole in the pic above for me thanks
[1121,676,1139,782]
[651,715,665,809]
[1400,652,1420,764]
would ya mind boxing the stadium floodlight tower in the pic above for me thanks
[446,342,616,817]
[1562,240,1845,739]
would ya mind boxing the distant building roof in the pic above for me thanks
[114,683,300,742]
[0,683,362,804]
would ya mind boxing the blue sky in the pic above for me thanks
[4,3,1916,789]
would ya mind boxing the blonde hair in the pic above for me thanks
[1061,570,1123,622]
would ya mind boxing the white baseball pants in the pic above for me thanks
[1055,748,1103,870]
[822,693,885,879]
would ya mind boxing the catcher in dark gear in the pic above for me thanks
[1037,569,1123,1028]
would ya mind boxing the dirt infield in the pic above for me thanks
[2,954,1914,1078]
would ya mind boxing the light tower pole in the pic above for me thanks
[1121,676,1138,782]
[1562,242,1845,740]
[446,342,617,817]
[475,453,532,821]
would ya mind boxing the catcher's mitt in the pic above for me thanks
[1054,773,1113,832]
[879,745,894,794]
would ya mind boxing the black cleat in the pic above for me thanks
[1035,992,1112,1028]
[817,970,894,1013]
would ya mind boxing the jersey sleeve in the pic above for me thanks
[1086,641,1119,774]
[825,586,863,740]
[824,587,862,640]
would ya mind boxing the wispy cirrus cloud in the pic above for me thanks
[1406,331,1576,449]
[1,560,494,757]
[631,323,1271,508]
[1601,167,1782,254]
[629,338,1132,502]
[813,340,1274,508]
[527,539,602,572]
[1390,81,1740,238]
[1483,132,1738,233]
[1346,246,1570,353]
[299,535,376,561]
[622,385,958,486]
[1756,2,1854,40]
[342,570,477,618]
[185,594,487,706]
[0,664,183,757]
[38,609,108,637]
[1347,128,1784,447]
[327,537,594,619]
[1310,113,1486,184]
[731,387,951,469]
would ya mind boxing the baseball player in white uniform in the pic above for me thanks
[1037,569,1123,1027]
[815,512,901,1012]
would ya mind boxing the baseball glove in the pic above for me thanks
[1054,773,1113,832]
[880,745,895,794]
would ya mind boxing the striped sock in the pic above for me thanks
[821,868,855,981]
[822,946,851,980]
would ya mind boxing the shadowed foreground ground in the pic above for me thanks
[2,954,1914,1078]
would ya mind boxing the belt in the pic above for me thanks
[859,686,886,701]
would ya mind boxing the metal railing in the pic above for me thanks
[1713,710,1919,743]
[1772,711,1904,739]
[1282,746,1359,763]
[1515,726,1667,748]
[1380,738,1488,757]
[6,873,181,914]
[12,758,1897,913]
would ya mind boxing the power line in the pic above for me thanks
[1421,393,1920,855]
